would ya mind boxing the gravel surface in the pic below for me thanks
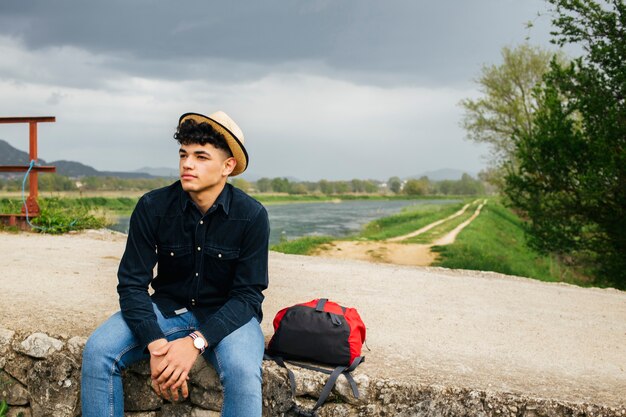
[1,230,625,407]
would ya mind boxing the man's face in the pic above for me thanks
[179,143,235,194]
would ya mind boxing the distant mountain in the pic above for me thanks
[49,160,99,177]
[0,139,158,179]
[0,139,46,165]
[408,168,478,181]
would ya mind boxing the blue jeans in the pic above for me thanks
[81,304,264,417]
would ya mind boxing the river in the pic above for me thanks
[108,199,459,245]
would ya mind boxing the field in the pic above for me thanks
[271,198,593,287]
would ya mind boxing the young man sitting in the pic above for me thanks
[81,111,269,417]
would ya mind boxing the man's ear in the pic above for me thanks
[223,157,237,176]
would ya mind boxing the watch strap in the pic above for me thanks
[188,332,206,354]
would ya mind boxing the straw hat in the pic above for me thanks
[178,111,249,176]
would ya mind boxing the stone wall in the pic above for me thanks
[1,327,623,417]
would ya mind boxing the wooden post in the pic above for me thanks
[0,116,55,225]
[25,121,40,216]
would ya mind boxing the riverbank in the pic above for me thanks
[274,200,594,288]
[1,230,625,410]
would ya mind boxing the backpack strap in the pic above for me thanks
[306,357,364,414]
[314,298,347,315]
[264,353,365,416]
[342,356,364,398]
[264,354,297,397]
[315,298,328,311]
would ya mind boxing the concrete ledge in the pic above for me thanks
[1,328,624,417]
[1,231,626,416]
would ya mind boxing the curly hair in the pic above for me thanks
[173,119,233,157]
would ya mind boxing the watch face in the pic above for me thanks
[193,337,205,349]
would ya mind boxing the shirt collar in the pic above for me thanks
[179,182,231,216]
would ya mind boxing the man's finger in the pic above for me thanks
[160,384,171,401]
[156,365,175,385]
[151,379,162,397]
[162,368,183,390]
[170,385,180,402]
[171,370,189,391]
[155,359,170,377]
[181,380,189,399]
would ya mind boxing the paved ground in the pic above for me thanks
[1,230,625,407]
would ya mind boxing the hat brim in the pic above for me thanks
[178,112,249,176]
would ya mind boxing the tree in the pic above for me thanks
[456,173,485,195]
[403,178,430,196]
[505,0,626,288]
[363,180,379,193]
[256,177,272,193]
[334,181,350,194]
[230,177,251,193]
[387,176,402,194]
[460,44,561,184]
[318,179,333,195]
[288,183,308,195]
[38,173,77,191]
[350,179,364,193]
[271,177,290,193]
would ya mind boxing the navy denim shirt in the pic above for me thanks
[117,181,269,349]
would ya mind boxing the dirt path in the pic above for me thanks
[432,200,486,245]
[313,240,437,266]
[315,200,487,266]
[386,200,475,242]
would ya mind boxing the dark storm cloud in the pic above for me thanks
[0,1,561,178]
[0,0,554,86]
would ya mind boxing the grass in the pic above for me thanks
[252,194,340,205]
[271,235,336,255]
[1,196,137,214]
[403,200,480,244]
[0,190,146,199]
[0,197,109,234]
[432,201,591,286]
[357,201,469,241]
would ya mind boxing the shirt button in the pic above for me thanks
[195,272,199,276]
[200,220,204,225]
[218,253,222,258]
[197,247,201,251]
[170,252,174,256]
[191,299,196,305]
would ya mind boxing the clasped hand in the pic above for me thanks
[148,337,200,402]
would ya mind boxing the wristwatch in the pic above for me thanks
[188,332,207,354]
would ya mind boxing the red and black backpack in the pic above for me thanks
[266,298,367,416]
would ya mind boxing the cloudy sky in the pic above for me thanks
[0,1,561,181]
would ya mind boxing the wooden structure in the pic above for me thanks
[0,117,56,228]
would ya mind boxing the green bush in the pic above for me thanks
[31,198,107,234]
[271,235,335,255]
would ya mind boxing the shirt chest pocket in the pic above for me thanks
[157,245,193,282]
[203,245,240,290]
